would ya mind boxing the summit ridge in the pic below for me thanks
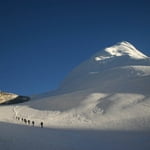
[95,41,148,61]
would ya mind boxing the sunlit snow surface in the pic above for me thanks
[0,41,150,150]
[95,41,148,61]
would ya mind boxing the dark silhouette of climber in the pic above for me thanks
[24,119,27,124]
[28,120,30,125]
[32,121,35,126]
[40,122,43,128]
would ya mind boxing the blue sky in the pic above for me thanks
[0,0,150,95]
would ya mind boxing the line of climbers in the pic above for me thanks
[16,116,43,128]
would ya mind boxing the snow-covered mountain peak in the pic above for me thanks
[95,41,148,61]
[58,41,150,93]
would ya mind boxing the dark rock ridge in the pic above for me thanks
[0,91,30,105]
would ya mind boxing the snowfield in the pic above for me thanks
[0,41,150,150]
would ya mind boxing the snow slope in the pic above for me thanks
[0,120,150,150]
[59,41,150,92]
[0,41,150,150]
[11,41,150,130]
